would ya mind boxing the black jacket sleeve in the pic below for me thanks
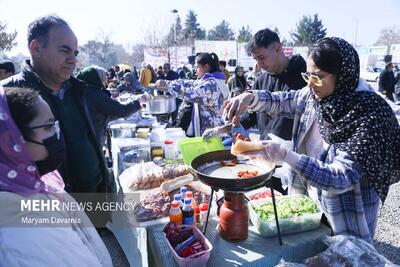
[240,111,257,129]
[379,71,387,92]
[239,73,267,129]
[91,90,141,120]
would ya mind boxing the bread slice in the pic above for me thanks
[231,139,265,156]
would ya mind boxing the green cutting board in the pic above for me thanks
[178,137,224,164]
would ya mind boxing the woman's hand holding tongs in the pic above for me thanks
[202,122,234,140]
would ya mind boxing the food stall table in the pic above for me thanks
[148,217,331,267]
[107,135,150,266]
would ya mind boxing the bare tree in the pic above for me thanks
[140,17,170,48]
[374,26,400,54]
[80,32,117,67]
[130,43,145,65]
[0,21,17,51]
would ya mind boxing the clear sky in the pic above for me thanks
[1,0,399,56]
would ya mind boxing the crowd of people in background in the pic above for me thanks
[0,13,400,266]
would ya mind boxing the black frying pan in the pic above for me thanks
[191,149,275,192]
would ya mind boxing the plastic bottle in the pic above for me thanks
[182,198,195,225]
[185,191,200,227]
[194,206,201,228]
[173,194,183,209]
[185,191,197,207]
[199,202,209,227]
[164,139,175,162]
[180,187,187,203]
[169,201,182,225]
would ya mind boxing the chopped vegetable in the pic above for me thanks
[237,170,258,178]
[252,195,318,221]
[220,159,239,167]
[250,191,282,200]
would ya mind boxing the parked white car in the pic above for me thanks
[360,66,383,82]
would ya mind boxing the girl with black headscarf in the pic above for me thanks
[227,66,247,91]
[224,37,400,242]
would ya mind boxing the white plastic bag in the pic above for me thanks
[323,235,394,267]
[119,162,163,191]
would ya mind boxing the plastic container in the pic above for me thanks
[165,128,186,146]
[150,146,164,160]
[165,127,186,158]
[169,201,183,225]
[119,138,150,166]
[137,147,151,163]
[150,128,165,160]
[164,139,175,161]
[150,127,165,142]
[165,224,212,267]
[109,122,136,138]
[136,128,150,139]
[245,187,282,202]
[249,194,323,237]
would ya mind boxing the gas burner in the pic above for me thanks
[191,150,283,245]
[219,192,248,241]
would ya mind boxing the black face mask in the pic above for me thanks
[26,133,66,175]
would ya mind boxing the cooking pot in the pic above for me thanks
[109,123,136,138]
[147,95,176,114]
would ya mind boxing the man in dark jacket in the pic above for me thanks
[379,62,396,102]
[234,28,306,194]
[163,62,181,123]
[0,15,111,195]
[76,66,143,147]
[240,28,307,141]
[163,63,179,81]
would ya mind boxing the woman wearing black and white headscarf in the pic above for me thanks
[224,37,400,242]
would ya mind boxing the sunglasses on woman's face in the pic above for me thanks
[301,72,331,87]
